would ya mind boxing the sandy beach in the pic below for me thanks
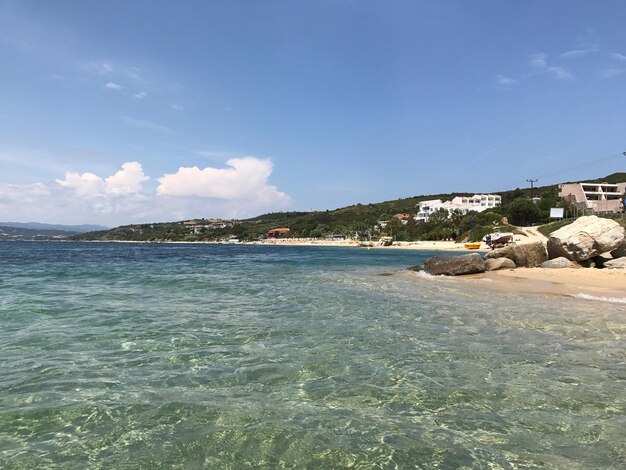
[252,238,490,251]
[251,227,547,252]
[456,267,626,301]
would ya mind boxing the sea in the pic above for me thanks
[1,241,625,469]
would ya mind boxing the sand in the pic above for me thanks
[252,239,491,252]
[456,267,626,301]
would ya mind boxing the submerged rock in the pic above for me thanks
[424,253,485,276]
[406,265,423,272]
[542,257,577,269]
[547,215,625,262]
[484,241,547,268]
[484,258,516,271]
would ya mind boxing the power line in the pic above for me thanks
[526,178,538,198]
[537,152,622,181]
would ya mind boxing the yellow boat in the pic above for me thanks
[464,242,481,249]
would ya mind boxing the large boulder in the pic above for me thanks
[611,241,626,259]
[424,253,485,276]
[485,258,516,271]
[604,258,626,269]
[484,241,547,267]
[542,257,577,269]
[547,216,625,262]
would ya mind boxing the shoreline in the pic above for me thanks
[65,238,489,252]
[414,267,626,302]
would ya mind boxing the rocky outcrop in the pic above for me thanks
[611,241,626,259]
[542,257,577,269]
[604,258,626,269]
[424,253,485,276]
[547,216,625,262]
[484,258,516,271]
[484,241,547,268]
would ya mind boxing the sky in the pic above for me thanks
[1,0,626,226]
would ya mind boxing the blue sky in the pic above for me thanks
[1,0,626,225]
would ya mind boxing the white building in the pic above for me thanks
[416,194,501,222]
[450,194,501,210]
[415,199,443,222]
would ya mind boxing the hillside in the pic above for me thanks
[0,222,108,233]
[73,172,625,243]
[0,226,80,241]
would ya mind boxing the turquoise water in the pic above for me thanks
[1,242,625,469]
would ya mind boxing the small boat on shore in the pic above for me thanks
[464,242,481,249]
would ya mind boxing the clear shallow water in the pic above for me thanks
[0,242,625,469]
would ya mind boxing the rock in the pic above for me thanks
[611,241,626,259]
[547,215,625,262]
[542,257,577,269]
[593,253,614,269]
[604,258,626,269]
[406,265,423,272]
[424,253,485,276]
[485,258,516,271]
[484,241,547,268]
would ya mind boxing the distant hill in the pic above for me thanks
[584,172,626,185]
[73,172,626,243]
[0,226,79,241]
[0,222,109,233]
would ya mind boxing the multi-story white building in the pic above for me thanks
[415,199,443,222]
[450,194,501,210]
[415,194,501,222]
[558,182,626,213]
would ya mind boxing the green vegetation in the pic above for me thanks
[73,172,625,243]
[537,220,573,238]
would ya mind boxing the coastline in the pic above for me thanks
[69,238,490,252]
[425,267,626,302]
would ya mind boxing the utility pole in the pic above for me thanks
[526,178,538,199]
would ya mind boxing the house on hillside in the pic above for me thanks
[558,181,626,213]
[267,227,290,238]
[393,213,414,225]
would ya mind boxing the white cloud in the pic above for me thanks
[88,61,114,74]
[611,52,626,62]
[171,104,183,111]
[120,116,175,134]
[0,182,50,201]
[547,66,573,80]
[496,74,517,85]
[134,91,147,99]
[560,46,597,59]
[105,162,150,194]
[157,157,291,206]
[560,49,587,59]
[56,161,149,197]
[0,159,290,225]
[529,53,548,69]
[105,81,122,90]
[527,54,574,80]
[56,171,104,196]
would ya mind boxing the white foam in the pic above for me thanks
[570,293,626,304]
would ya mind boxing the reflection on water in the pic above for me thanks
[0,242,625,468]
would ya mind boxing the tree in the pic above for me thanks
[507,197,542,226]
